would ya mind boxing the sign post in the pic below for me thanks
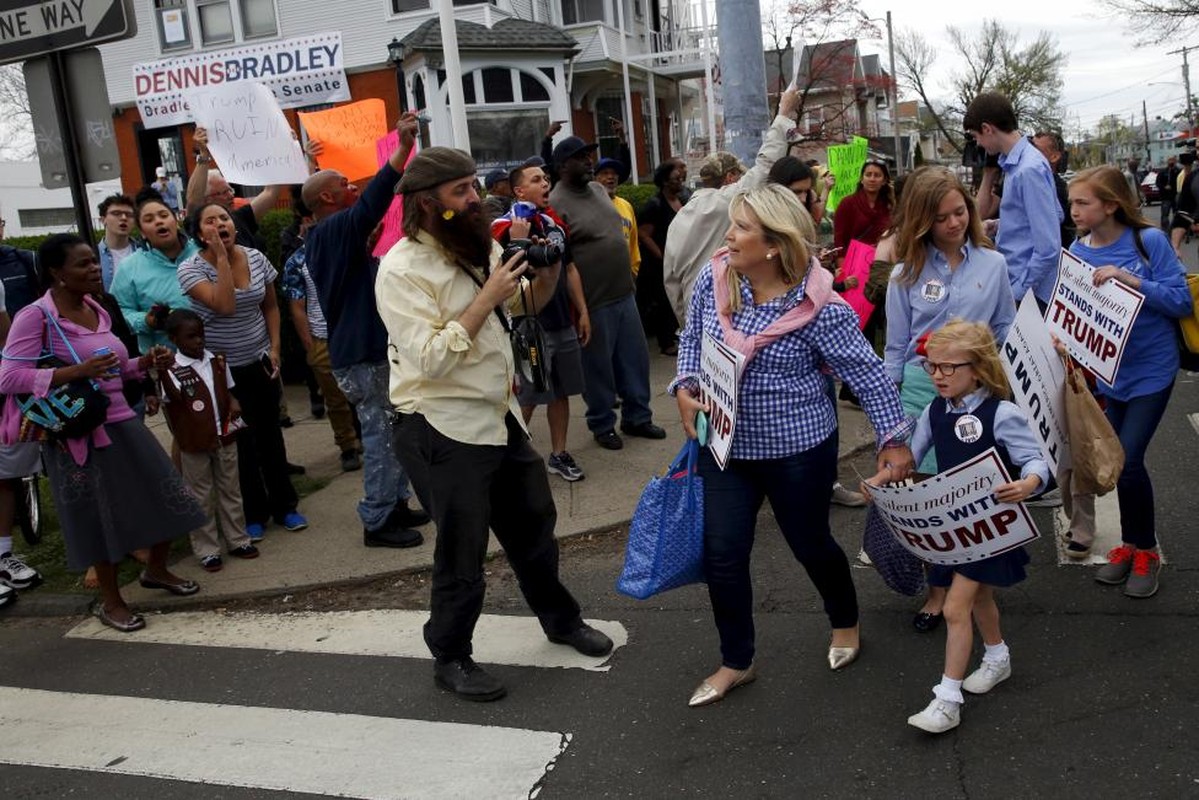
[2,0,136,242]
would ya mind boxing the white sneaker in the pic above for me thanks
[831,482,867,508]
[0,583,14,608]
[0,552,41,590]
[907,698,961,733]
[963,658,1011,694]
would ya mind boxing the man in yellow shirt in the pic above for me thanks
[594,157,642,277]
[377,147,614,702]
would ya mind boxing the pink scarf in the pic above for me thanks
[709,248,848,364]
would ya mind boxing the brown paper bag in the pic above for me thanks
[1062,360,1124,495]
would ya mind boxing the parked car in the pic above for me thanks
[1141,172,1160,204]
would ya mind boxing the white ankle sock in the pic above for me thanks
[983,641,1010,664]
[933,675,964,704]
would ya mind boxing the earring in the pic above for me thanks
[766,252,774,260]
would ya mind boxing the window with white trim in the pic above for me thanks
[561,0,608,25]
[390,0,494,13]
[154,0,192,51]
[152,0,279,51]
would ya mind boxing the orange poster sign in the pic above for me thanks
[298,99,388,182]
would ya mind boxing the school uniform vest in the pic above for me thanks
[929,395,1020,480]
[160,356,233,453]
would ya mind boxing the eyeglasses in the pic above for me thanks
[921,360,973,377]
[105,210,134,219]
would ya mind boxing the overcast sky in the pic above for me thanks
[847,0,1193,135]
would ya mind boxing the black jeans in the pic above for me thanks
[636,256,679,351]
[1105,382,1174,549]
[393,412,582,660]
[229,362,298,525]
[698,434,856,670]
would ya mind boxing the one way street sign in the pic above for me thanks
[0,0,135,66]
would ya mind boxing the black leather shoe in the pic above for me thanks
[912,611,943,632]
[389,500,432,528]
[594,430,623,450]
[620,421,667,440]
[434,657,507,701]
[548,623,614,657]
[364,526,424,548]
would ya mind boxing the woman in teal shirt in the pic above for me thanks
[110,192,199,352]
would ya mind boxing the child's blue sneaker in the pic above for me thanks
[281,512,309,532]
[246,523,266,542]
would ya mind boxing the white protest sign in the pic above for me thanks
[1045,249,1145,386]
[866,448,1040,566]
[188,81,308,186]
[1002,291,1070,476]
[699,333,745,470]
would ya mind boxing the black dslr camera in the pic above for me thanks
[501,238,563,269]
[961,134,1000,169]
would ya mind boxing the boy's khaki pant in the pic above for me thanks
[181,444,250,558]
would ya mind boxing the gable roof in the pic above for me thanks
[796,39,861,90]
[401,18,579,53]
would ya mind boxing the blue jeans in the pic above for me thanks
[333,361,411,531]
[580,293,654,434]
[1104,382,1174,549]
[698,434,856,670]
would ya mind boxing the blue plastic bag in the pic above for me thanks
[616,439,706,600]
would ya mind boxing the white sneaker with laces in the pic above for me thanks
[0,552,41,590]
[907,698,961,733]
[963,658,1011,694]
[831,482,867,508]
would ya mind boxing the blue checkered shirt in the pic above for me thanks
[672,263,913,460]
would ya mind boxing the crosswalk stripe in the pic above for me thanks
[66,610,627,671]
[0,686,566,800]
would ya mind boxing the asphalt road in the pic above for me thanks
[1,372,1196,799]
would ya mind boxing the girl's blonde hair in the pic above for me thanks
[724,184,815,312]
[1067,165,1153,234]
[893,167,990,286]
[925,319,1011,399]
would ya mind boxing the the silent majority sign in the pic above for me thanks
[865,448,1041,566]
[698,333,744,471]
[1045,249,1145,386]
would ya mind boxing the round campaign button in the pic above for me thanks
[954,414,984,443]
[921,278,946,303]
[192,400,206,413]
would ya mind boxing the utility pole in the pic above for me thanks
[1143,99,1152,165]
[1168,45,1196,134]
[438,0,471,152]
[887,11,902,176]
[715,0,770,168]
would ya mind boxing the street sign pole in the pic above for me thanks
[46,49,94,241]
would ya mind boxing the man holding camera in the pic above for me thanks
[966,92,1063,307]
[378,146,614,702]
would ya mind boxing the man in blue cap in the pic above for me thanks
[549,135,664,450]
[481,169,513,220]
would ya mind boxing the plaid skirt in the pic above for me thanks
[44,418,207,570]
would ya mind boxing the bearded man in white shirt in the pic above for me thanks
[376,147,614,703]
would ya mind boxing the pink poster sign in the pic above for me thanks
[372,131,416,258]
[841,239,877,330]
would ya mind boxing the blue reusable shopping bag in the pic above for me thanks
[616,439,705,600]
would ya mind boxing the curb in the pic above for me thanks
[4,440,877,619]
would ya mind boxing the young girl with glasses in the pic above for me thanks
[867,319,1049,734]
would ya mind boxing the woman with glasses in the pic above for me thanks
[671,185,914,707]
[882,167,1016,632]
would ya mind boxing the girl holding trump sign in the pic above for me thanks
[1065,166,1193,598]
[866,320,1049,734]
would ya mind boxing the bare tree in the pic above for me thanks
[1099,0,1199,43]
[894,21,1066,154]
[0,65,35,160]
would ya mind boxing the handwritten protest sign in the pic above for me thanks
[188,82,308,186]
[825,136,868,214]
[371,131,417,257]
[1045,250,1145,386]
[840,239,876,330]
[299,99,388,182]
[699,333,745,470]
[865,448,1041,566]
[1002,291,1070,476]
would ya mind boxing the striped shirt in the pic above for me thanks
[674,263,913,460]
[281,245,328,340]
[178,247,277,368]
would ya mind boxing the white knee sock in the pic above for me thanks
[933,675,964,704]
[983,641,1010,664]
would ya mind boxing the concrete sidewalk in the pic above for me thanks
[27,348,878,613]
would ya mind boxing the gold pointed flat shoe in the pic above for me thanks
[687,663,757,707]
[828,645,860,671]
